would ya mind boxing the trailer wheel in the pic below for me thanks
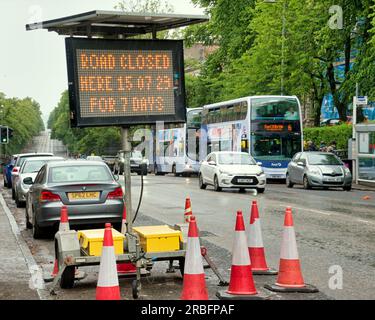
[178,258,185,277]
[60,266,75,289]
[132,280,141,299]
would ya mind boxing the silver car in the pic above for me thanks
[11,152,54,200]
[25,160,124,238]
[14,156,64,208]
[286,152,352,191]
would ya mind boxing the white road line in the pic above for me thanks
[277,203,375,227]
[279,204,332,216]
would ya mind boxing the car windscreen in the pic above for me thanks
[218,153,256,165]
[131,151,142,159]
[17,155,52,167]
[22,160,50,173]
[49,165,113,183]
[307,154,342,165]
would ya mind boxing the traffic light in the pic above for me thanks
[0,126,9,144]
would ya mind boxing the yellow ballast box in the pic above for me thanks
[77,228,125,256]
[132,225,182,253]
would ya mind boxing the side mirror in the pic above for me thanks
[208,161,216,166]
[256,162,262,166]
[23,177,34,185]
[297,161,305,167]
[114,174,120,181]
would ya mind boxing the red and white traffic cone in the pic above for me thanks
[59,205,70,232]
[96,223,121,300]
[117,204,137,275]
[217,211,263,300]
[46,206,71,281]
[265,207,318,293]
[184,197,193,223]
[247,200,277,275]
[181,215,208,300]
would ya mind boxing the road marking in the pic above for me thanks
[279,204,332,216]
[357,219,375,225]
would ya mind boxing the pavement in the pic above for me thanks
[0,192,41,299]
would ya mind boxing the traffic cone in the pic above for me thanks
[217,211,263,300]
[184,197,193,223]
[181,215,208,300]
[59,205,70,232]
[45,206,77,282]
[117,204,137,275]
[96,223,121,300]
[247,201,277,275]
[265,207,318,293]
[51,206,70,277]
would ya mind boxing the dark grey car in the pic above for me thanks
[25,160,124,238]
[286,152,352,191]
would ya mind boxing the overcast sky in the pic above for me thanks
[0,0,204,125]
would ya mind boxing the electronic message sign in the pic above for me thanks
[65,38,186,127]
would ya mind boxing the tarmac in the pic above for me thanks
[0,191,42,300]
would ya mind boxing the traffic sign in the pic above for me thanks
[356,96,368,105]
[65,38,187,127]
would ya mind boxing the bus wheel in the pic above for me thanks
[199,174,207,189]
[214,176,222,192]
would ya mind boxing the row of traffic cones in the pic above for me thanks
[181,198,318,300]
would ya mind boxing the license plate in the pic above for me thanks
[68,192,100,201]
[326,177,341,182]
[271,175,283,179]
[238,179,253,183]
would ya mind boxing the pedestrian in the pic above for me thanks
[319,141,327,152]
[306,140,317,151]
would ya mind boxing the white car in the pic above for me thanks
[199,152,266,193]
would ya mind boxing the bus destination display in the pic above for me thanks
[66,38,186,127]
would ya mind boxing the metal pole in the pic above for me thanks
[122,127,133,232]
[353,83,359,184]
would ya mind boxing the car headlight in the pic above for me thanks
[344,167,351,175]
[257,170,265,176]
[219,169,230,175]
[309,168,321,175]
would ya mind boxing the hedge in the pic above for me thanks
[303,124,352,150]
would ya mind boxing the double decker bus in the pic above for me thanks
[200,96,303,179]
[154,108,202,176]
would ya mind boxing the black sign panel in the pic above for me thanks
[65,38,186,127]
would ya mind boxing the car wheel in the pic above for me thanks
[25,203,32,229]
[60,266,75,289]
[257,188,265,194]
[343,186,352,191]
[199,174,207,190]
[15,194,23,208]
[154,164,165,176]
[303,175,311,190]
[213,175,222,192]
[286,174,294,188]
[32,212,45,239]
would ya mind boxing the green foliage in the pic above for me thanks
[0,93,44,155]
[185,0,375,124]
[303,124,352,150]
[48,91,121,156]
